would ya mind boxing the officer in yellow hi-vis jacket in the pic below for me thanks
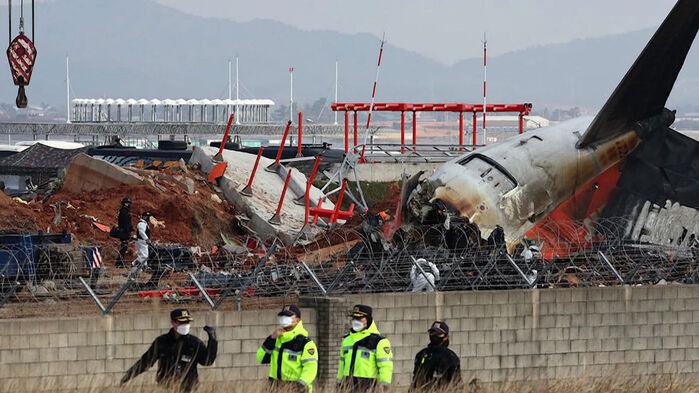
[256,305,318,392]
[337,304,393,392]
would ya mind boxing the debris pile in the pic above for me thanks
[191,146,336,244]
[0,154,238,248]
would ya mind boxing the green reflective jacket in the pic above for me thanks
[336,321,393,385]
[256,321,318,392]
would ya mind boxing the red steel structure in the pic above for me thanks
[331,102,533,152]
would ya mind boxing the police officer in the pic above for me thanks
[257,305,318,392]
[120,309,218,393]
[337,304,393,392]
[410,321,461,391]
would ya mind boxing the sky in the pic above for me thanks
[152,0,676,64]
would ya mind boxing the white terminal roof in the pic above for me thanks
[74,98,275,106]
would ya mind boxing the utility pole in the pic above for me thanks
[289,66,294,121]
[334,60,339,125]
[235,56,240,124]
[66,55,71,124]
[228,59,232,120]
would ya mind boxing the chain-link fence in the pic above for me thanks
[0,217,697,316]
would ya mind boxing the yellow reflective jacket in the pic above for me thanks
[256,321,318,392]
[336,321,393,386]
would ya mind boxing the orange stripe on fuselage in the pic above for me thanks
[525,163,621,260]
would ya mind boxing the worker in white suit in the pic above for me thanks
[410,258,440,292]
[133,211,152,268]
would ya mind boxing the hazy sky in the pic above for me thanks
[153,0,676,64]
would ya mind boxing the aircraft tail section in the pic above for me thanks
[577,0,699,148]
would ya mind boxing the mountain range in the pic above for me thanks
[2,0,699,114]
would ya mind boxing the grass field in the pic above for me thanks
[1,375,697,393]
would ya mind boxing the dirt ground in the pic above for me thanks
[0,166,239,249]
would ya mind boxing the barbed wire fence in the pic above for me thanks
[0,217,697,316]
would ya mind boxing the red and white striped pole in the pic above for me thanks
[482,33,487,146]
[363,33,385,142]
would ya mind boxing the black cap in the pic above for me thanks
[170,308,193,322]
[349,304,373,319]
[121,197,131,205]
[429,320,449,335]
[278,304,301,318]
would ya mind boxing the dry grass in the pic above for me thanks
[1,375,698,393]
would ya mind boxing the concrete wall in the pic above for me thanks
[327,286,699,386]
[0,308,316,391]
[2,286,699,390]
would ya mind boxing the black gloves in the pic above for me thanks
[203,325,217,341]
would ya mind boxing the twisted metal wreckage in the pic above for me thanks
[240,0,699,296]
[2,0,699,314]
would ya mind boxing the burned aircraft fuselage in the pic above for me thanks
[407,0,699,253]
[408,116,640,249]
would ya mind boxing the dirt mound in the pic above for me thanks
[0,192,41,233]
[0,167,238,249]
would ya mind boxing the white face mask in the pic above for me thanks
[351,319,366,332]
[278,315,293,328]
[176,323,191,336]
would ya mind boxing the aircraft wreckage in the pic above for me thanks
[405,0,699,258]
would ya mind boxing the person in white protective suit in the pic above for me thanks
[410,258,440,292]
[133,212,152,268]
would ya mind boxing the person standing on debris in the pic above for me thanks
[120,308,217,393]
[115,197,132,268]
[256,305,318,392]
[133,211,151,268]
[337,304,393,392]
[410,258,440,292]
[410,321,461,392]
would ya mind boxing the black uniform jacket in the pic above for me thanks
[117,206,133,240]
[123,329,218,392]
[411,342,461,391]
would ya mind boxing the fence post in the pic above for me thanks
[79,277,106,313]
[188,272,216,309]
[598,251,625,284]
[300,261,327,296]
[506,254,536,288]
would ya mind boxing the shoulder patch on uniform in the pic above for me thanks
[384,347,391,354]
[307,348,315,355]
